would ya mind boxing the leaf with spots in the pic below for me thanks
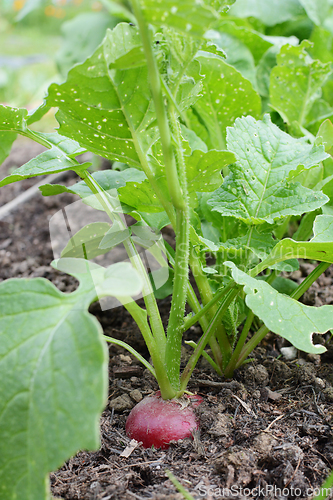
[209,21,273,65]
[141,0,220,36]
[226,261,328,354]
[162,29,203,111]
[147,139,236,207]
[270,41,332,128]
[0,106,89,185]
[188,52,261,150]
[185,149,235,206]
[206,21,273,88]
[45,23,158,167]
[191,225,298,272]
[207,114,329,224]
[0,259,143,500]
[0,104,28,132]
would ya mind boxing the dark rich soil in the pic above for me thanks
[1,141,333,500]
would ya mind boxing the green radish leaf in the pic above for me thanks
[45,23,157,166]
[40,169,147,211]
[253,214,333,273]
[186,149,236,198]
[56,12,119,77]
[226,261,327,354]
[208,32,258,90]
[208,21,273,65]
[180,125,207,152]
[0,104,28,132]
[0,259,143,500]
[118,179,164,213]
[190,52,261,150]
[0,147,91,187]
[270,276,299,295]
[299,0,330,26]
[0,131,17,165]
[192,225,298,271]
[99,221,130,250]
[270,41,332,128]
[162,30,203,112]
[141,0,220,36]
[208,115,329,224]
[256,38,299,98]
[34,132,86,157]
[228,0,304,26]
[206,22,274,88]
[42,147,235,214]
[316,119,333,152]
[131,222,160,242]
[217,229,298,271]
[0,105,89,185]
[60,222,111,258]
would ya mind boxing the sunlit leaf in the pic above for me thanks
[227,261,328,354]
[0,259,143,500]
[228,0,304,27]
[255,215,333,272]
[141,0,220,36]
[208,115,329,224]
[270,41,332,127]
[189,52,261,150]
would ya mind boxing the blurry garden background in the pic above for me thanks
[0,0,122,127]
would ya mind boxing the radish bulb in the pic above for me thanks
[125,391,203,449]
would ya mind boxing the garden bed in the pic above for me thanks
[1,143,333,500]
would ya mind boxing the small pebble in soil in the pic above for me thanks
[129,389,143,403]
[109,394,134,411]
[280,346,298,360]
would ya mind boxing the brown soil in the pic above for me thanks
[0,141,332,500]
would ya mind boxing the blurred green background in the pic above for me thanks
[0,0,120,112]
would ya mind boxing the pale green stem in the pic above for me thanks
[189,251,232,365]
[121,298,175,398]
[103,336,157,378]
[131,0,185,211]
[180,286,240,392]
[185,282,223,376]
[165,107,190,389]
[182,282,234,333]
[80,171,167,356]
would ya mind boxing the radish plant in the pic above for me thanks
[2,0,333,498]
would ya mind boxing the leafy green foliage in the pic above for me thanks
[227,261,328,354]
[270,41,332,129]
[188,52,261,149]
[140,0,220,35]
[56,12,119,77]
[0,132,16,165]
[228,0,304,26]
[2,2,333,495]
[0,259,142,500]
[255,215,333,273]
[299,0,330,26]
[207,114,329,224]
[45,24,152,166]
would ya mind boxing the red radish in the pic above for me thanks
[126,391,203,449]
